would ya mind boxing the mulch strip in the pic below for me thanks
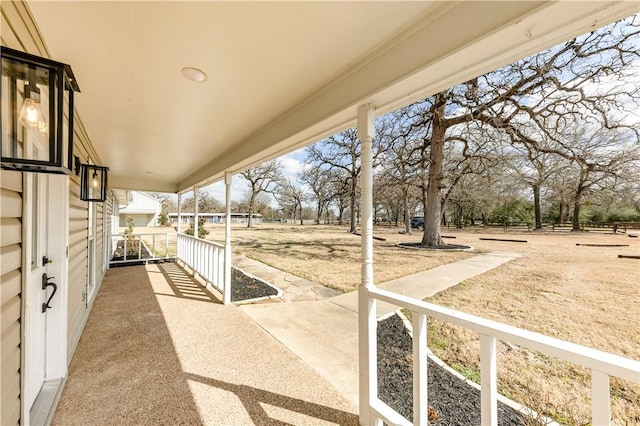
[398,242,472,251]
[378,314,526,425]
[231,268,278,302]
[576,243,629,247]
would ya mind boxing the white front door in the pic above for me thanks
[24,171,50,411]
[23,171,70,423]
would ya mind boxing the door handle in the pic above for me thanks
[41,273,58,313]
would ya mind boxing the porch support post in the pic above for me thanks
[223,172,232,305]
[193,186,199,279]
[358,103,376,426]
[177,192,182,233]
[193,186,199,235]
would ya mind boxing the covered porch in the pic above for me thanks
[52,263,359,425]
[3,1,639,425]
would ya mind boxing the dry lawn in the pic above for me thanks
[208,223,638,425]
[423,230,640,425]
[205,223,474,292]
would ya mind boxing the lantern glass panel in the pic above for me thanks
[1,57,54,165]
[81,164,108,202]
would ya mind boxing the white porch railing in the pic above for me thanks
[176,233,228,297]
[110,232,176,265]
[366,287,640,426]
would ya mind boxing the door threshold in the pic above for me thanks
[30,377,65,426]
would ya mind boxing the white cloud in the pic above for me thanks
[280,155,305,181]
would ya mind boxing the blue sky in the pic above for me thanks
[201,146,308,205]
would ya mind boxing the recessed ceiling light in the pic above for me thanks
[181,67,207,82]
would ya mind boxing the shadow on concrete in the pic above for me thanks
[157,262,221,304]
[185,372,360,426]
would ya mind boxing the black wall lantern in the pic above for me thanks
[78,161,108,202]
[1,46,80,174]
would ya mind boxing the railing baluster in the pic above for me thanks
[480,334,498,426]
[220,247,224,289]
[592,370,610,425]
[152,234,156,259]
[210,246,215,286]
[215,247,220,289]
[412,313,428,426]
[207,245,212,284]
[204,245,209,284]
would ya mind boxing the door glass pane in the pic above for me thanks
[31,174,39,270]
[88,201,93,237]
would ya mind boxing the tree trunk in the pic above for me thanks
[572,201,581,231]
[557,203,565,224]
[299,202,304,226]
[572,184,585,231]
[421,94,446,246]
[402,186,411,234]
[315,201,322,225]
[349,180,357,233]
[533,183,542,230]
[247,192,255,228]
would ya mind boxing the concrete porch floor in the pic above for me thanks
[52,263,359,425]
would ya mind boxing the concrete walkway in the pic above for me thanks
[239,251,520,406]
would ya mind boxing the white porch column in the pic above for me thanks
[193,186,199,235]
[358,103,376,426]
[193,186,199,279]
[223,172,232,305]
[177,192,182,233]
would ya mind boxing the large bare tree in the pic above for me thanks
[275,177,308,225]
[305,128,363,233]
[240,160,283,228]
[406,16,639,246]
[376,109,423,233]
[562,127,640,230]
[298,166,333,225]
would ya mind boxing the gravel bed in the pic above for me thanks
[230,268,278,302]
[378,314,526,425]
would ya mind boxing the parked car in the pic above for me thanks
[410,216,424,229]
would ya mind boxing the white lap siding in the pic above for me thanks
[67,121,106,358]
[67,168,89,357]
[1,171,23,426]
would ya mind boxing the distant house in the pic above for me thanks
[168,212,261,224]
[119,191,161,227]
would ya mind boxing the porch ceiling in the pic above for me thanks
[27,1,638,194]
